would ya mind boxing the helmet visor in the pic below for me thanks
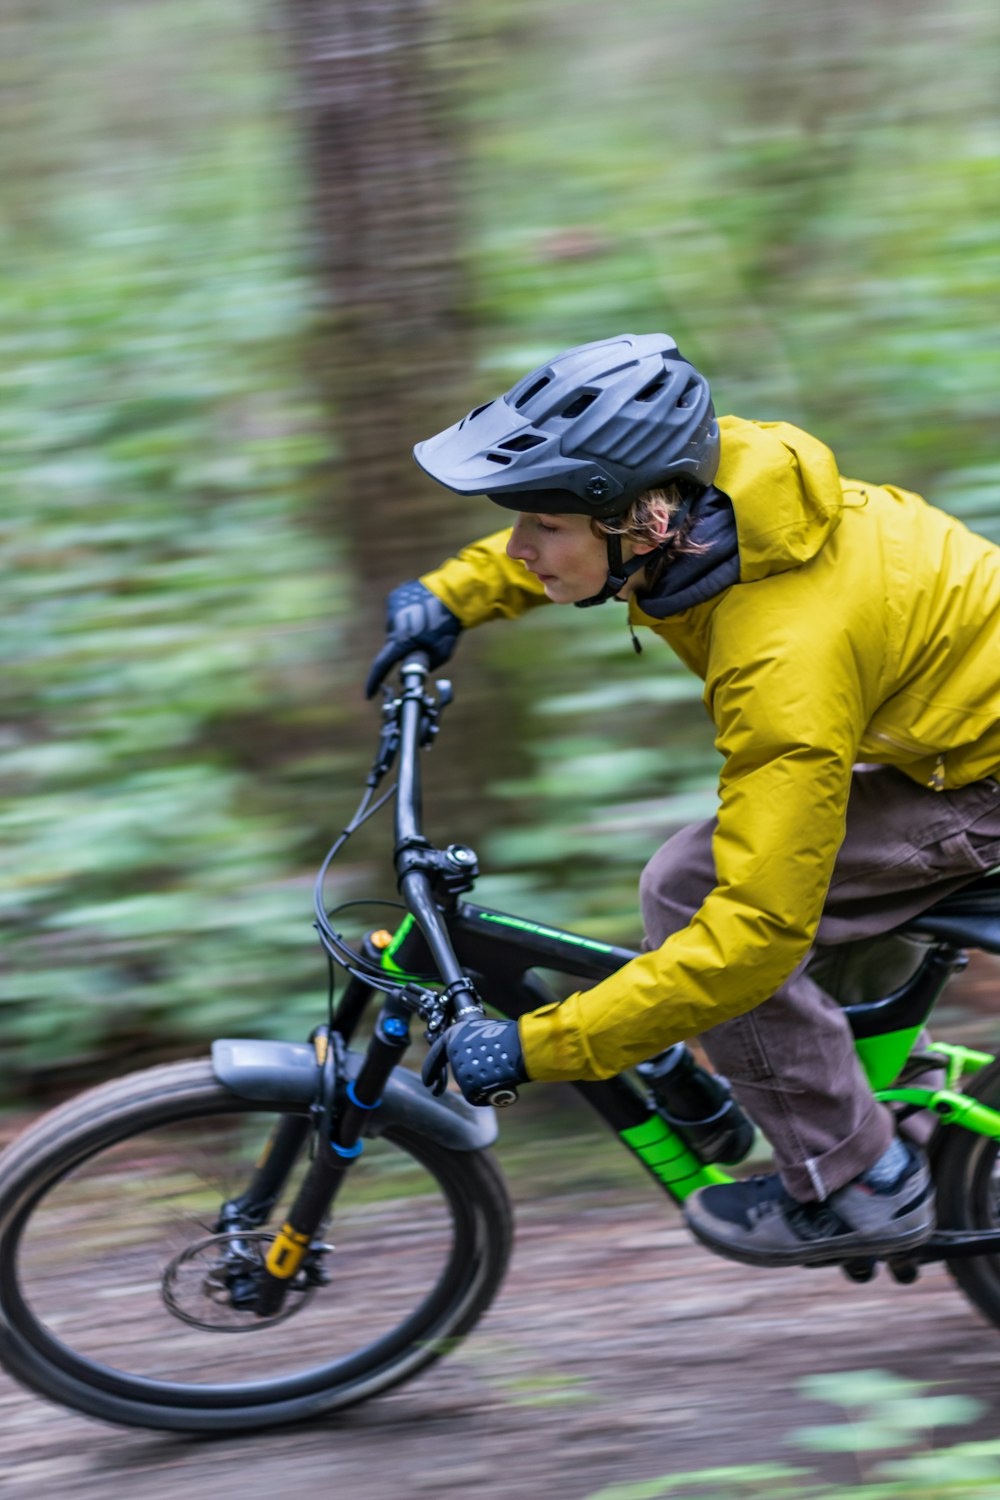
[486,487,606,516]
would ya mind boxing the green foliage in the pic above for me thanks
[792,1369,983,1454]
[581,1370,1000,1499]
[0,0,353,1094]
[582,1463,809,1500]
[497,1369,595,1407]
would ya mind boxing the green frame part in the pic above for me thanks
[381,913,415,976]
[857,1032,996,1093]
[855,1026,925,1091]
[874,1086,1000,1140]
[866,1035,1000,1140]
[931,1041,995,1088]
[474,911,617,956]
[380,914,438,983]
[620,1115,732,1201]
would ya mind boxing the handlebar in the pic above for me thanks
[389,657,519,1104]
[313,656,518,1105]
[393,653,429,846]
[393,656,488,1017]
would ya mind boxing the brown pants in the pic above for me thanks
[639,767,1000,1201]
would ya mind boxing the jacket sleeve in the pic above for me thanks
[420,529,551,628]
[519,583,879,1082]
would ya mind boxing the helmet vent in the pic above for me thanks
[468,401,493,421]
[635,376,668,403]
[486,452,513,465]
[514,376,551,409]
[560,392,597,419]
[498,434,546,452]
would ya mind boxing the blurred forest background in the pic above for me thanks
[3,0,999,1106]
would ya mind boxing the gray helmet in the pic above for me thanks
[413,332,719,518]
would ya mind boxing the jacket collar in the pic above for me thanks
[634,486,740,618]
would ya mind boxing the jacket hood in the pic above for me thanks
[716,416,844,582]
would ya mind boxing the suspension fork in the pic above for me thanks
[219,965,386,1240]
[253,1001,412,1318]
[203,1113,313,1310]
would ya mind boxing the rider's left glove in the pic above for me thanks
[365,580,462,699]
[422,1017,527,1105]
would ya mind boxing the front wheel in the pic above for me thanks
[933,1058,1000,1329]
[0,1059,512,1432]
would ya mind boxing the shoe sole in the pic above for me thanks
[685,1212,936,1269]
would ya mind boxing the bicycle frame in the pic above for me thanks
[338,902,1000,1216]
[356,904,736,1199]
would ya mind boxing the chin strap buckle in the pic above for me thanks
[574,531,644,610]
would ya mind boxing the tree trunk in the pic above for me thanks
[279,0,475,606]
[279,0,532,849]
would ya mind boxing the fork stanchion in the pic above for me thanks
[254,1152,353,1318]
[253,1007,411,1319]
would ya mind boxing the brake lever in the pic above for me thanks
[397,982,448,1035]
[368,694,402,785]
[419,678,454,748]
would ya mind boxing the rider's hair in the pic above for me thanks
[592,482,705,590]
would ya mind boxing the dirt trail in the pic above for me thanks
[2,1188,999,1500]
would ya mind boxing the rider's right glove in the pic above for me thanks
[365,581,463,699]
[422,1016,527,1105]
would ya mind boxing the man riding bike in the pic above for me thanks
[367,332,1000,1269]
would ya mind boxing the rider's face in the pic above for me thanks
[506,511,654,604]
[505,512,614,604]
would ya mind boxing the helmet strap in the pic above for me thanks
[572,490,699,610]
[573,533,645,609]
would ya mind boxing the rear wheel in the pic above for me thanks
[0,1059,512,1432]
[933,1058,1000,1329]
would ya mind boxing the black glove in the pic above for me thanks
[422,1017,527,1105]
[365,581,462,699]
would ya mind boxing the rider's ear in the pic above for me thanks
[629,491,681,554]
[629,510,672,556]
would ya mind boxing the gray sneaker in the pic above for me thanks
[684,1146,935,1268]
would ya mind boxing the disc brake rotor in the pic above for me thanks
[161,1230,325,1332]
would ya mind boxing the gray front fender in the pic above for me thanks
[211,1038,498,1152]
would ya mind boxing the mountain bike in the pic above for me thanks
[3,655,1000,1434]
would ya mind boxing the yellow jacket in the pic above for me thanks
[421,417,1000,1082]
